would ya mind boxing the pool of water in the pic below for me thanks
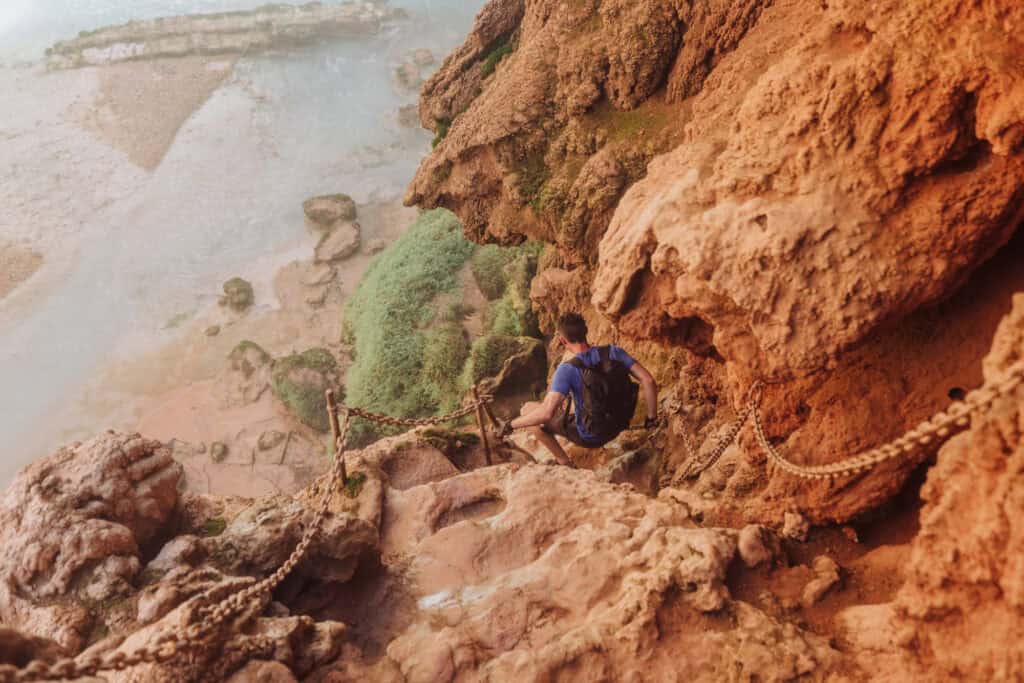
[0,0,481,483]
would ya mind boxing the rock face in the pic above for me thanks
[0,427,842,682]
[0,433,181,651]
[870,294,1024,680]
[406,0,1024,523]
[46,2,403,69]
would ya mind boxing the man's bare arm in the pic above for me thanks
[630,363,658,420]
[510,391,565,430]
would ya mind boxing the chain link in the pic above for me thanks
[674,384,760,479]
[342,396,492,429]
[5,361,1021,680]
[0,394,496,683]
[750,362,1024,480]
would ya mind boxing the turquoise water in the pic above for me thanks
[0,0,481,482]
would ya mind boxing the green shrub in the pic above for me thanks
[481,38,513,78]
[271,348,341,433]
[343,209,476,445]
[432,117,451,149]
[463,335,529,385]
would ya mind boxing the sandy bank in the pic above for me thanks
[72,56,236,170]
[0,242,43,302]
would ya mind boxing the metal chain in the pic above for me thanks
[342,396,492,429]
[675,384,759,479]
[0,413,355,683]
[751,362,1024,480]
[0,395,495,683]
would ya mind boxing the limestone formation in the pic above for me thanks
[0,433,182,651]
[46,2,404,69]
[406,0,1024,524]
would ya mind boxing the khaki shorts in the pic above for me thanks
[541,401,607,447]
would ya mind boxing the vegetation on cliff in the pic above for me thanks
[343,209,543,445]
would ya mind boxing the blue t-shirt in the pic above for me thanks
[550,345,636,444]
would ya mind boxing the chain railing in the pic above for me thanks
[748,362,1024,480]
[0,393,495,683]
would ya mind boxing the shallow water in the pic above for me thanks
[0,0,481,483]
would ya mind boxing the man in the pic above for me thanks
[502,313,658,466]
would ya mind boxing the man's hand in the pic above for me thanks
[644,415,660,430]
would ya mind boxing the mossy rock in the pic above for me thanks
[271,348,343,433]
[463,335,541,385]
[228,340,271,378]
[303,194,357,227]
[343,209,476,446]
[220,277,254,312]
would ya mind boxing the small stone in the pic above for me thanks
[219,278,254,313]
[365,238,388,255]
[315,222,361,263]
[412,48,434,67]
[303,194,356,228]
[801,555,841,608]
[211,442,229,463]
[204,325,221,337]
[258,430,287,451]
[305,264,337,286]
[782,511,810,542]
[737,525,775,568]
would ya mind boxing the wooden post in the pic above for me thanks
[481,398,501,430]
[472,385,493,466]
[326,390,348,484]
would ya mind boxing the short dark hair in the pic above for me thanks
[557,313,588,344]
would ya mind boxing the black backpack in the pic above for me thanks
[569,346,640,441]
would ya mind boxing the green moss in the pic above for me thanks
[203,518,227,537]
[422,323,472,412]
[517,153,550,209]
[481,39,514,78]
[432,118,451,149]
[463,335,530,385]
[343,209,476,445]
[471,245,515,300]
[584,99,673,144]
[271,348,341,433]
[229,340,271,363]
[344,472,368,498]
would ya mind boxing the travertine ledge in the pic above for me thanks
[46,1,405,68]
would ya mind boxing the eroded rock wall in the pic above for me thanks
[408,0,1024,523]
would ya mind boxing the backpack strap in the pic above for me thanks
[597,345,612,370]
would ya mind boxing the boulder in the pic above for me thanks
[303,194,357,229]
[0,433,181,650]
[270,348,344,432]
[220,277,254,313]
[314,222,361,263]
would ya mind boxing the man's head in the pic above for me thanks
[556,313,588,346]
